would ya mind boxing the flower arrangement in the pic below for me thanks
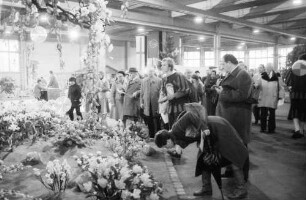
[74,153,162,200]
[33,159,71,193]
[0,189,39,200]
[101,126,146,162]
[0,160,29,180]
[127,122,150,141]
[0,77,15,94]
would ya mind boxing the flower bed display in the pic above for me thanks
[0,99,161,200]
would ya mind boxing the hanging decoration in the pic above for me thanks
[30,26,48,43]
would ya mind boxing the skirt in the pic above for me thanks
[288,99,306,122]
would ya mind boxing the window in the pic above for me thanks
[183,47,200,68]
[204,51,214,68]
[136,36,145,69]
[248,47,274,69]
[278,47,294,69]
[0,39,20,72]
[221,51,245,63]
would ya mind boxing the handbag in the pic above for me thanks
[245,85,260,104]
[202,134,221,168]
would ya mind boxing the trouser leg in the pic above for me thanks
[268,108,275,132]
[75,105,83,120]
[193,171,212,196]
[227,165,248,199]
[260,107,268,131]
[67,106,75,121]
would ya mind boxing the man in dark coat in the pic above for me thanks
[215,54,252,198]
[66,77,83,121]
[154,105,248,198]
[123,67,141,124]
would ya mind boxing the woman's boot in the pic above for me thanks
[227,168,248,199]
[193,171,212,196]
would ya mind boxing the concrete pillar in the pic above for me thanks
[200,47,205,68]
[214,34,221,68]
[19,40,26,90]
[273,45,279,71]
[244,49,249,68]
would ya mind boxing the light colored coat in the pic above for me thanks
[140,76,162,117]
[123,77,141,117]
[258,75,284,109]
[48,75,59,88]
[110,80,125,120]
[216,67,252,144]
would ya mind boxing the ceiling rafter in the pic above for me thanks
[242,1,306,19]
[210,0,286,13]
[131,0,306,39]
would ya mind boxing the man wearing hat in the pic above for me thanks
[66,77,83,121]
[123,67,141,124]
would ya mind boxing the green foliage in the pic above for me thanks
[286,44,306,66]
[0,77,15,94]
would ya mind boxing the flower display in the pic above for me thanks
[0,161,29,180]
[33,159,71,193]
[74,153,162,200]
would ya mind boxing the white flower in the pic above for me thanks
[115,179,126,189]
[80,7,90,16]
[96,151,102,156]
[121,190,131,200]
[132,165,142,174]
[83,182,92,192]
[131,189,141,199]
[33,168,41,176]
[88,3,97,12]
[149,192,159,200]
[97,178,108,188]
[107,44,113,52]
[140,173,153,187]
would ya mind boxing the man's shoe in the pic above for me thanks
[227,187,248,199]
[221,170,234,178]
[292,131,304,139]
[193,187,212,196]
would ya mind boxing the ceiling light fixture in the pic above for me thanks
[290,37,296,41]
[237,45,243,50]
[253,29,260,34]
[241,42,246,45]
[199,36,205,41]
[293,0,302,5]
[137,27,145,32]
[194,16,203,24]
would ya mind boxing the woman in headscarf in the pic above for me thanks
[155,103,249,199]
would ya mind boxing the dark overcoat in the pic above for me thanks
[216,67,252,144]
[169,111,248,177]
[123,77,141,117]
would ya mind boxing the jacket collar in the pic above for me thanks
[222,66,241,82]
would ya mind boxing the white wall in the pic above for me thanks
[31,42,84,88]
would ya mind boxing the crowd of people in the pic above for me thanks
[33,53,306,199]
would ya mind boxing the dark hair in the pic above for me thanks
[37,79,41,83]
[117,71,125,76]
[49,71,53,74]
[298,53,306,61]
[191,74,199,80]
[195,70,200,73]
[162,57,175,71]
[154,130,172,148]
[211,70,216,75]
[223,54,238,65]
[69,77,76,82]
